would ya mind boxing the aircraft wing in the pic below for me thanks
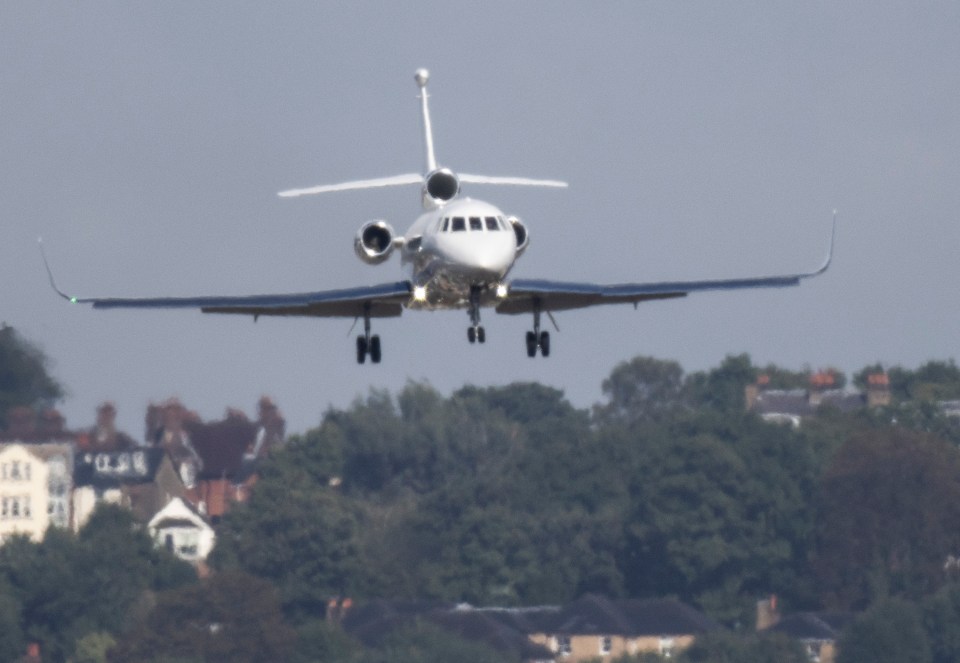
[47,272,412,319]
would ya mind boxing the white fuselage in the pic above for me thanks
[400,197,518,310]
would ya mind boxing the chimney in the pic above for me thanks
[756,595,780,631]
[866,372,891,408]
[808,372,835,407]
[745,375,769,411]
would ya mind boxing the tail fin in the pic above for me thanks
[415,69,438,173]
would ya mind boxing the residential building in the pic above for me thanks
[745,371,891,427]
[148,496,216,564]
[339,594,720,662]
[525,594,721,660]
[72,446,185,528]
[0,442,73,542]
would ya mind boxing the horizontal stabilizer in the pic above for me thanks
[278,173,423,198]
[459,174,568,188]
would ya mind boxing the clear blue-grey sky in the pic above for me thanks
[2,2,958,439]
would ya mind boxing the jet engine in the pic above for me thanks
[422,168,460,208]
[355,220,397,264]
[507,216,529,256]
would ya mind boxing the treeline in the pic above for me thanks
[6,321,960,661]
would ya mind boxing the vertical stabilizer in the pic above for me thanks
[415,69,437,173]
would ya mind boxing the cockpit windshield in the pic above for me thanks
[441,216,504,232]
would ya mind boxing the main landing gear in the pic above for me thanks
[525,301,550,358]
[467,285,486,345]
[356,303,381,364]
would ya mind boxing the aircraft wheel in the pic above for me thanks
[468,327,477,344]
[539,331,550,358]
[477,327,486,344]
[525,331,537,357]
[370,335,382,364]
[356,336,367,364]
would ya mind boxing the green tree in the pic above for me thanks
[291,619,363,663]
[923,583,960,663]
[684,354,756,413]
[814,429,960,609]
[110,571,294,663]
[73,632,117,663]
[0,325,64,428]
[593,356,686,426]
[837,598,931,663]
[677,630,807,663]
[359,621,516,663]
[0,584,24,663]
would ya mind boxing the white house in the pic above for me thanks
[0,442,73,543]
[147,496,215,563]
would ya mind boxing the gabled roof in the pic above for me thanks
[767,612,855,641]
[546,594,721,637]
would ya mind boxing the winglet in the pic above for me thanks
[38,238,79,303]
[806,209,838,278]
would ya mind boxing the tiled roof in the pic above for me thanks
[766,612,854,641]
[185,417,258,479]
[752,389,866,418]
[547,594,720,636]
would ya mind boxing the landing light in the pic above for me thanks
[496,283,509,298]
[413,285,428,302]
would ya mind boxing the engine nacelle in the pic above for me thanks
[355,220,397,265]
[422,168,460,208]
[507,216,529,256]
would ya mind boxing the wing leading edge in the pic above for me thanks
[498,215,836,315]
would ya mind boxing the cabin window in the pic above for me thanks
[441,217,449,232]
[451,217,466,232]
[469,216,483,231]
[485,216,500,230]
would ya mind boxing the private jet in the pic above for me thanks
[45,69,834,363]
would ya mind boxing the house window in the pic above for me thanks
[557,636,572,656]
[10,462,20,480]
[659,637,675,658]
[600,635,612,655]
[1,497,8,518]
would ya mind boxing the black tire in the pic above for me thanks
[540,331,550,358]
[468,327,477,344]
[477,327,486,344]
[370,335,382,363]
[356,336,367,364]
[525,331,537,357]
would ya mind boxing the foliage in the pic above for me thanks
[109,570,294,663]
[0,325,64,428]
[290,619,363,663]
[0,505,194,663]
[837,598,931,663]
[814,428,960,609]
[677,630,808,663]
[73,631,117,663]
[357,621,515,663]
[0,585,24,663]
[922,583,960,663]
[594,356,686,426]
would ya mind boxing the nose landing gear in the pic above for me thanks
[467,285,486,344]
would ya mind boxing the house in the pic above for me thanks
[340,599,555,662]
[756,595,853,663]
[0,441,74,542]
[763,612,853,662]
[145,397,284,523]
[339,595,719,662]
[72,446,186,528]
[745,372,891,427]
[148,496,216,564]
[526,594,721,660]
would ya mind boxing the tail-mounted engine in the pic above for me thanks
[355,220,397,264]
[422,168,460,208]
[507,216,529,257]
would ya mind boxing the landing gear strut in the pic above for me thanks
[467,285,486,344]
[525,300,550,358]
[356,303,381,364]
